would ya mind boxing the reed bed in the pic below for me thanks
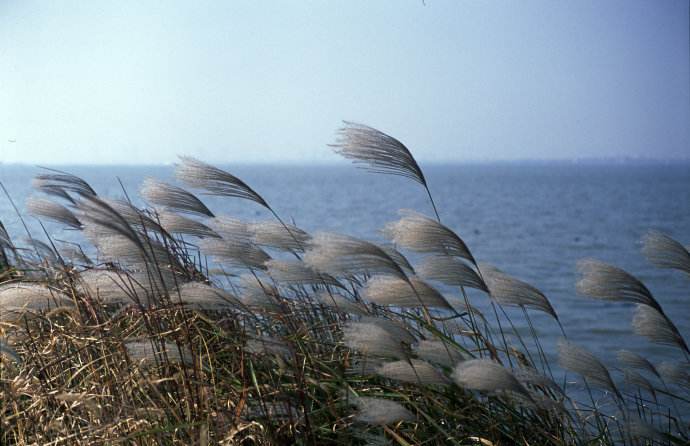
[0,123,688,445]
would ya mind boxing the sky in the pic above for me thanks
[1,0,688,164]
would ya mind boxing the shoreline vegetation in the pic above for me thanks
[0,123,688,445]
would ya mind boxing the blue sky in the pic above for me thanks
[1,0,688,164]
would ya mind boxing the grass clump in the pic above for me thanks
[0,123,687,445]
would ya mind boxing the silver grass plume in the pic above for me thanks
[352,396,415,425]
[79,268,176,306]
[157,211,220,239]
[623,370,657,398]
[238,274,281,311]
[125,340,192,366]
[250,221,310,252]
[315,292,368,315]
[26,197,81,229]
[362,275,453,310]
[76,195,147,255]
[557,340,622,400]
[101,198,166,234]
[378,244,415,273]
[359,316,416,344]
[632,304,689,353]
[418,255,487,292]
[342,320,409,359]
[175,282,238,310]
[413,339,464,368]
[0,284,74,321]
[616,350,659,378]
[175,156,269,207]
[32,170,97,197]
[141,178,214,218]
[265,259,341,288]
[642,230,690,275]
[383,210,475,263]
[207,216,252,242]
[576,259,662,313]
[657,362,690,389]
[479,263,558,320]
[375,359,450,385]
[513,367,563,394]
[303,232,407,279]
[199,238,271,271]
[452,359,531,398]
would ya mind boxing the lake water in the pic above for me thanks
[1,162,688,381]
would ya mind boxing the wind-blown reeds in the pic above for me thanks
[362,275,453,310]
[557,340,622,400]
[642,230,690,275]
[343,320,409,359]
[452,359,530,398]
[375,359,450,385]
[157,211,220,239]
[417,255,487,291]
[26,197,82,229]
[413,339,465,367]
[141,178,215,218]
[352,396,415,425]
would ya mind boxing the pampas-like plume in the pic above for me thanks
[616,350,659,378]
[576,259,662,313]
[207,216,252,241]
[362,275,453,310]
[238,274,281,311]
[0,284,74,321]
[125,340,192,366]
[352,396,415,425]
[102,198,166,234]
[199,238,271,271]
[303,232,407,279]
[175,156,269,208]
[383,210,475,263]
[359,316,416,344]
[141,178,214,217]
[413,339,464,367]
[418,255,487,292]
[657,362,690,389]
[557,340,622,400]
[250,221,310,252]
[342,320,409,359]
[157,211,220,239]
[623,370,656,398]
[479,264,558,320]
[26,197,81,229]
[79,268,176,306]
[265,259,341,288]
[452,359,530,397]
[375,359,450,385]
[632,304,689,353]
[32,171,97,197]
[175,282,238,310]
[642,230,690,275]
[378,244,415,273]
[76,195,146,255]
[315,292,368,315]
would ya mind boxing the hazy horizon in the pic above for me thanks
[2,1,689,164]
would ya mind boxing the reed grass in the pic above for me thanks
[0,123,687,445]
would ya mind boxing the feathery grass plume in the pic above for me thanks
[175,282,238,310]
[623,370,657,398]
[479,263,558,320]
[557,340,622,400]
[413,339,464,367]
[101,198,167,234]
[375,359,450,385]
[207,216,252,241]
[352,396,415,425]
[76,195,147,254]
[125,340,192,366]
[657,362,690,389]
[59,245,92,265]
[378,244,415,273]
[642,230,690,275]
[576,259,662,313]
[246,336,292,358]
[362,275,453,310]
[265,259,341,288]
[616,350,659,378]
[342,320,409,359]
[32,170,97,197]
[200,238,271,270]
[359,316,417,344]
[452,359,530,397]
[0,284,73,321]
[303,232,407,279]
[418,255,487,291]
[632,304,689,353]
[250,221,310,252]
[141,178,214,218]
[157,211,220,239]
[238,274,281,311]
[79,268,176,306]
[26,197,81,229]
[513,367,563,394]
[175,156,269,207]
[314,291,368,315]
[383,210,475,263]
[83,225,173,269]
